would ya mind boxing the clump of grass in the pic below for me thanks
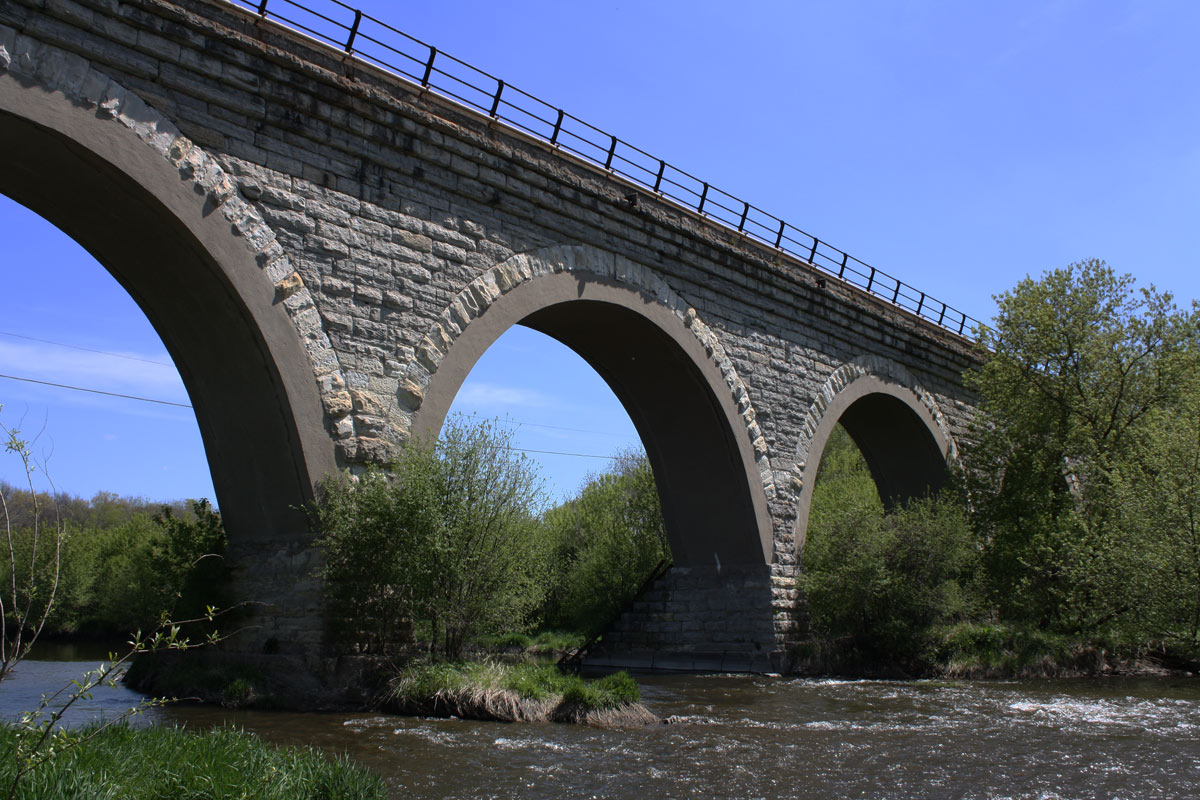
[560,671,639,709]
[529,630,587,654]
[0,723,386,800]
[387,662,653,726]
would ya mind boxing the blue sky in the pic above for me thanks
[2,0,1198,504]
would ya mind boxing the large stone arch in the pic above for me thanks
[791,355,959,556]
[0,37,343,648]
[397,244,774,566]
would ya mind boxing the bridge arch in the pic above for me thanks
[0,48,341,580]
[791,355,959,555]
[400,245,775,566]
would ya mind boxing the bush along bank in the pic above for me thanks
[385,662,657,727]
[790,621,1200,680]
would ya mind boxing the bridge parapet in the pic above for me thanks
[225,0,987,341]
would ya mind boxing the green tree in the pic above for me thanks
[539,451,670,637]
[1108,387,1200,649]
[314,417,549,660]
[965,259,1199,637]
[801,425,978,665]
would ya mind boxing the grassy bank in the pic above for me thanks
[791,622,1200,679]
[386,662,656,726]
[0,724,386,800]
[927,623,1200,678]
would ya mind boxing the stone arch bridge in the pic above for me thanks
[0,0,979,681]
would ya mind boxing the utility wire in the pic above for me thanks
[0,330,174,367]
[506,447,616,460]
[0,373,192,408]
[1,332,634,439]
[0,373,623,460]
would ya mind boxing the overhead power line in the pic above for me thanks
[506,447,616,460]
[0,373,192,408]
[0,373,625,460]
[0,331,636,440]
[0,330,174,367]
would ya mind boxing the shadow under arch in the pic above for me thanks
[793,371,955,556]
[0,74,335,566]
[412,272,773,567]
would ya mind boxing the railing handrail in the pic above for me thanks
[229,0,986,340]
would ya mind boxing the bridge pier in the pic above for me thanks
[584,564,804,673]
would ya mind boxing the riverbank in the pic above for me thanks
[790,623,1200,680]
[0,724,386,800]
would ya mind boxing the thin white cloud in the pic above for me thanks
[0,341,186,401]
[452,382,557,411]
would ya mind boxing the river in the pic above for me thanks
[3,646,1198,799]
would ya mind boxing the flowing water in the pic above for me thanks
[3,645,1198,799]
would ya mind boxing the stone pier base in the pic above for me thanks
[584,564,803,673]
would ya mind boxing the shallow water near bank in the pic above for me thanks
[3,645,1199,798]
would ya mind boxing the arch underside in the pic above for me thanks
[793,367,956,555]
[412,272,774,567]
[839,392,948,510]
[0,77,332,544]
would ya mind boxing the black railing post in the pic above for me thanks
[550,109,564,144]
[892,279,901,303]
[738,202,749,232]
[490,80,504,117]
[774,220,786,248]
[605,135,617,169]
[916,292,925,316]
[698,182,709,214]
[808,237,818,263]
[937,303,946,326]
[838,252,848,279]
[653,161,665,192]
[866,267,875,293]
[344,9,362,52]
[421,46,437,87]
[958,314,967,335]
[256,0,269,16]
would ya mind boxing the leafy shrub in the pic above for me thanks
[802,425,980,666]
[313,417,549,659]
[538,451,670,637]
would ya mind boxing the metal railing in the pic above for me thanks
[229,0,985,339]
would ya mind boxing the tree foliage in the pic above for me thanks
[539,451,670,637]
[0,468,226,643]
[802,425,979,664]
[313,417,549,660]
[965,259,1200,644]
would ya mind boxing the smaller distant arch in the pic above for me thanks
[791,356,959,555]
